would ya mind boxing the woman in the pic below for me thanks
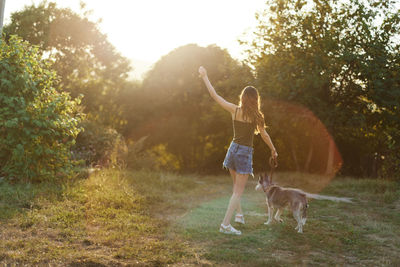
[199,66,278,235]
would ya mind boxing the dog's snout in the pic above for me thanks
[255,183,262,191]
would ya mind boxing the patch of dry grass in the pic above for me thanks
[0,170,188,265]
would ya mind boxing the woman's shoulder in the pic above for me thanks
[230,105,239,115]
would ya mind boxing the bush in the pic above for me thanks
[126,137,180,171]
[72,120,127,168]
[0,36,83,182]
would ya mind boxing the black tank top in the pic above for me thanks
[232,107,256,147]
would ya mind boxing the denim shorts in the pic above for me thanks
[223,141,254,177]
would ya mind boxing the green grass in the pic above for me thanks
[0,170,399,266]
[177,178,400,266]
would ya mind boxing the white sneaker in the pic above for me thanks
[234,214,245,224]
[219,224,241,235]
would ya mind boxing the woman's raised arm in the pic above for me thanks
[199,66,236,114]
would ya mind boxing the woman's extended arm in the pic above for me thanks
[199,66,236,114]
[258,125,278,160]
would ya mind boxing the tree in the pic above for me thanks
[0,35,83,182]
[4,1,131,129]
[245,0,400,178]
[132,44,254,172]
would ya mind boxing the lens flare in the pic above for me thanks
[262,98,343,193]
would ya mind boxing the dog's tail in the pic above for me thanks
[292,189,353,203]
[304,192,353,203]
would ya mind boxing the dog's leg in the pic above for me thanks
[301,202,307,226]
[293,205,303,233]
[264,201,273,225]
[274,208,283,223]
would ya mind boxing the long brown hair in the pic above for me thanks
[238,86,265,134]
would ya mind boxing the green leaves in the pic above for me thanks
[246,0,400,177]
[0,35,83,182]
[4,1,131,130]
[4,118,19,128]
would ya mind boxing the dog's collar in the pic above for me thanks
[262,185,269,193]
[263,183,276,193]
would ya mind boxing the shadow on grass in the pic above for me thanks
[0,178,66,221]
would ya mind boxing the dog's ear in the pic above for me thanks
[262,172,268,180]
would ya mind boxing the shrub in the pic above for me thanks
[127,137,180,171]
[0,36,83,182]
[72,120,127,168]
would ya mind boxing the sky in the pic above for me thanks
[3,0,267,79]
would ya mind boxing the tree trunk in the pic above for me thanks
[0,0,5,34]
[304,143,313,172]
[326,138,334,175]
[291,147,300,172]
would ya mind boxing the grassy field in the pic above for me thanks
[0,170,399,266]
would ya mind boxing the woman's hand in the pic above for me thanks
[198,66,207,78]
[270,150,278,167]
[198,66,236,113]
[271,150,278,160]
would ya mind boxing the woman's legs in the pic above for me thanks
[229,169,243,215]
[222,171,249,226]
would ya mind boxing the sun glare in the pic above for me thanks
[6,0,265,65]
[80,0,265,62]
